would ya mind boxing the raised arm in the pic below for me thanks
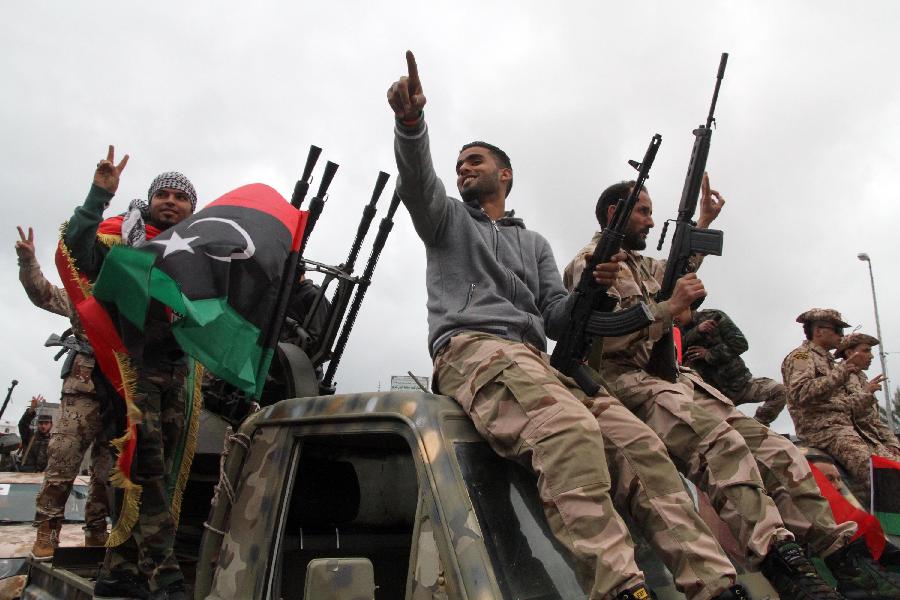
[63,145,128,276]
[389,51,453,246]
[16,226,72,317]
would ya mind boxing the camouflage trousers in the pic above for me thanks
[606,366,856,565]
[34,391,112,531]
[435,332,736,600]
[818,434,900,508]
[730,377,787,427]
[102,361,187,593]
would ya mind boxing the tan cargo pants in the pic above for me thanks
[435,332,736,600]
[606,365,855,564]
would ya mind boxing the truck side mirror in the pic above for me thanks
[303,557,376,600]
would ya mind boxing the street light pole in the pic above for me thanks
[858,252,893,430]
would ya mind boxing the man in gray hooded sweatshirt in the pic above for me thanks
[388,51,749,600]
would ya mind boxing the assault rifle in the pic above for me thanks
[648,53,728,382]
[550,134,662,396]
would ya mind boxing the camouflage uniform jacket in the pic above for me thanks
[781,340,859,447]
[680,309,752,397]
[18,254,89,343]
[18,254,96,395]
[845,370,900,450]
[564,234,701,372]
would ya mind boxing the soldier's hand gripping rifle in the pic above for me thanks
[550,134,662,396]
[647,53,728,382]
[0,380,18,421]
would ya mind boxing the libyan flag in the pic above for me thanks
[92,183,307,397]
[872,454,900,535]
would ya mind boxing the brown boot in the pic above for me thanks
[31,520,58,561]
[84,527,109,547]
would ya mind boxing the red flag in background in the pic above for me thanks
[808,460,886,560]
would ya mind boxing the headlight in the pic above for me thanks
[0,558,27,579]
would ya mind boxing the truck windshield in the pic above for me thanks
[454,442,583,600]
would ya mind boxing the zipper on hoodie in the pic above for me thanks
[459,283,476,313]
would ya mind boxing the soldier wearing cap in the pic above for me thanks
[783,313,896,499]
[18,397,53,472]
[787,321,900,505]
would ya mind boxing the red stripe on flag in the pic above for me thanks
[872,454,900,470]
[808,460,886,560]
[206,183,303,237]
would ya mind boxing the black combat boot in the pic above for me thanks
[93,570,151,600]
[824,538,900,599]
[615,583,656,599]
[711,583,752,599]
[761,540,845,600]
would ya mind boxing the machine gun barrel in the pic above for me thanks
[549,134,662,395]
[0,380,18,421]
[299,160,339,257]
[345,171,390,275]
[321,192,402,393]
[290,145,322,209]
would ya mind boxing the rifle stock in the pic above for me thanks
[550,134,662,395]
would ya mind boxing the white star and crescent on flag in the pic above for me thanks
[150,217,257,262]
[150,231,199,258]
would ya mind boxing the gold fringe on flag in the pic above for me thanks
[171,363,204,525]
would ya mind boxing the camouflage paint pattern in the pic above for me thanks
[208,422,291,599]
[100,362,188,593]
[410,516,449,600]
[34,359,111,532]
[303,558,376,599]
[205,391,501,600]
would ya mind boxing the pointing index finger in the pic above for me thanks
[406,50,420,86]
[106,145,114,163]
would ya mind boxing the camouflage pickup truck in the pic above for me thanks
[23,389,781,600]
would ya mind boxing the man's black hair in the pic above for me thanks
[595,180,646,227]
[460,141,513,195]
[803,322,815,341]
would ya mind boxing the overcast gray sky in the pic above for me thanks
[1,1,898,435]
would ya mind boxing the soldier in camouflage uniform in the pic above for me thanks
[63,147,197,600]
[18,402,52,472]
[783,314,900,508]
[566,180,900,599]
[678,308,786,425]
[389,52,748,600]
[15,226,113,559]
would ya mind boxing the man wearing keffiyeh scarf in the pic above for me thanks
[59,146,197,600]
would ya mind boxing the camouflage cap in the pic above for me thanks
[795,308,850,328]
[36,413,52,423]
[835,333,880,359]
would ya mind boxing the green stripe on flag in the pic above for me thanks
[875,511,900,536]
[92,246,155,328]
[94,248,274,397]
